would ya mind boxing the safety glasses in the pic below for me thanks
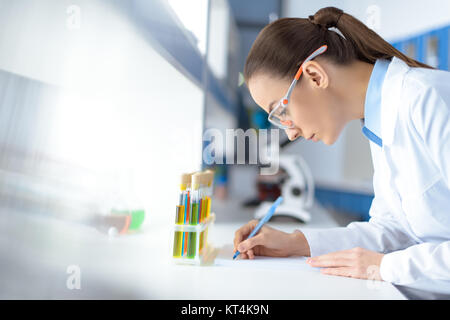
[268,45,328,130]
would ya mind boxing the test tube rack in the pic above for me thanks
[172,212,215,265]
[172,170,215,265]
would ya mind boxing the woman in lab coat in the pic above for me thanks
[234,7,450,290]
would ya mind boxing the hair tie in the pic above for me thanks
[334,11,343,27]
[308,11,343,29]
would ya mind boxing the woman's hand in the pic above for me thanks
[306,247,384,281]
[233,220,310,259]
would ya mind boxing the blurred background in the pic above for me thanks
[0,0,449,298]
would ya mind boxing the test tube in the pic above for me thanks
[198,172,207,223]
[190,173,201,225]
[199,230,205,253]
[204,170,214,219]
[184,173,194,256]
[173,175,185,258]
[173,205,184,258]
[173,230,182,257]
[175,205,184,224]
[176,173,192,258]
[186,173,203,259]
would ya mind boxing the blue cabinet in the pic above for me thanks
[392,26,449,71]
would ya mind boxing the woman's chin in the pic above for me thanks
[322,134,338,146]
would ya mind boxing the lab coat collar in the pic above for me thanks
[362,59,390,147]
[380,57,411,147]
[361,57,411,148]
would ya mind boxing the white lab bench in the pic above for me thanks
[0,199,405,299]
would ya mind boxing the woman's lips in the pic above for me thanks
[306,133,319,142]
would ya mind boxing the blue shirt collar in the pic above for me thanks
[361,59,391,148]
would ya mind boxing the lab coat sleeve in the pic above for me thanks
[380,241,450,285]
[301,172,418,257]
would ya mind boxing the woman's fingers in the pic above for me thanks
[237,233,265,252]
[307,256,353,268]
[240,252,248,259]
[308,250,359,276]
[306,249,354,267]
[233,220,259,251]
[306,247,384,281]
[236,249,255,260]
[307,258,353,268]
[320,267,355,278]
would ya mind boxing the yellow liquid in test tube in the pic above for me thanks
[206,196,211,218]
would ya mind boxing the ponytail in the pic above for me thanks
[244,7,433,83]
[309,7,432,68]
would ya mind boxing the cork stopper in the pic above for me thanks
[204,169,215,187]
[191,172,202,190]
[202,171,211,186]
[180,172,193,190]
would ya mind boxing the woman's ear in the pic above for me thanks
[303,61,329,89]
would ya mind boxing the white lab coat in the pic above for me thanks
[302,57,450,292]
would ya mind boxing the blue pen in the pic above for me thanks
[233,196,283,260]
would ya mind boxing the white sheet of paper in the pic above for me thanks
[214,244,311,271]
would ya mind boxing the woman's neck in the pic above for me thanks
[337,60,374,121]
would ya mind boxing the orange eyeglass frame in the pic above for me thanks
[268,44,328,129]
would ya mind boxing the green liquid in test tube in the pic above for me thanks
[187,232,197,259]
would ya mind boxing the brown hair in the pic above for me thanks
[244,7,433,83]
